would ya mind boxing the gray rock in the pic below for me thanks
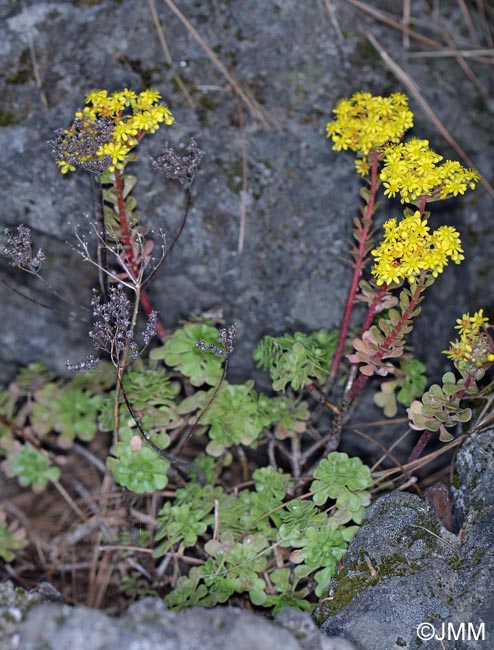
[0,580,61,649]
[317,429,494,649]
[0,587,354,650]
[1,0,493,386]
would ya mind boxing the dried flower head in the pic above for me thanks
[49,116,114,174]
[142,311,157,346]
[66,355,101,373]
[196,323,237,357]
[152,139,205,184]
[67,289,156,372]
[89,286,138,363]
[1,225,45,273]
[50,88,174,174]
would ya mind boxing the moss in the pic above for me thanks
[6,50,33,84]
[447,556,464,570]
[194,93,220,126]
[470,549,485,564]
[314,550,422,624]
[451,472,462,489]
[0,108,18,126]
[224,159,244,194]
[349,37,381,69]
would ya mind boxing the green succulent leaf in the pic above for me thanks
[0,510,27,562]
[154,502,212,556]
[150,323,224,386]
[279,499,328,546]
[292,523,348,580]
[6,444,60,490]
[31,382,102,446]
[254,329,338,392]
[165,567,213,609]
[107,442,169,493]
[374,357,427,417]
[15,362,55,394]
[179,381,273,456]
[311,452,372,507]
[263,396,310,439]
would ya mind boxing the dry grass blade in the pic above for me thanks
[402,0,411,50]
[21,0,48,110]
[408,48,494,63]
[352,428,407,474]
[456,0,482,48]
[373,434,467,485]
[322,0,344,40]
[366,31,494,198]
[160,0,274,129]
[475,0,494,50]
[237,103,248,254]
[53,479,86,521]
[342,0,445,51]
[430,21,490,100]
[148,0,195,108]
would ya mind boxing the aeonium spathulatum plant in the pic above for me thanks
[49,88,175,342]
[406,309,494,459]
[324,91,481,459]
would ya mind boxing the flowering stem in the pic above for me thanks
[113,171,166,341]
[113,282,142,442]
[360,283,388,334]
[345,280,424,403]
[417,196,428,214]
[407,430,433,463]
[337,283,389,399]
[329,154,380,385]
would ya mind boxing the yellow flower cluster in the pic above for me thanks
[443,309,494,367]
[380,138,479,203]
[371,211,464,286]
[56,88,174,174]
[326,92,414,175]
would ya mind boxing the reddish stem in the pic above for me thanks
[360,283,388,335]
[114,172,166,341]
[329,154,380,383]
[346,281,424,402]
[407,430,433,463]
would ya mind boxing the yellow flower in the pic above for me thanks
[52,88,174,174]
[444,309,493,368]
[326,92,413,161]
[131,110,159,132]
[57,160,76,174]
[454,309,489,337]
[85,89,109,107]
[97,141,130,171]
[134,89,162,110]
[380,139,479,203]
[371,211,463,286]
[113,120,139,143]
[153,104,174,126]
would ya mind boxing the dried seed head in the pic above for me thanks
[48,116,114,174]
[196,323,237,357]
[1,225,45,273]
[152,138,205,184]
[66,355,101,372]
